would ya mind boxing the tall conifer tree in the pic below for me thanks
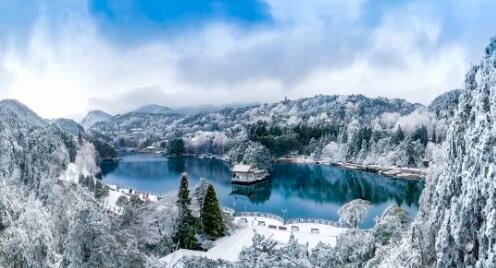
[174,173,200,249]
[201,184,225,238]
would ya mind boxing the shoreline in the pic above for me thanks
[276,157,426,181]
[332,161,425,181]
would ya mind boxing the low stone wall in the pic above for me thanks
[234,212,340,228]
[286,218,339,227]
[234,212,284,223]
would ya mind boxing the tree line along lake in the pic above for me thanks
[101,153,424,228]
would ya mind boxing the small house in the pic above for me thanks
[231,164,268,184]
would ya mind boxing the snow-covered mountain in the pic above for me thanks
[428,88,462,121]
[0,98,181,267]
[174,103,258,115]
[80,110,112,129]
[88,94,457,168]
[0,99,102,266]
[55,118,85,137]
[0,99,75,188]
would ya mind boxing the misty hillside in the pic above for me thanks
[81,110,113,129]
[133,104,173,114]
[0,98,188,267]
[87,93,459,169]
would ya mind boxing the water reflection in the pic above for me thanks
[231,179,273,204]
[271,163,423,208]
[101,154,424,228]
[100,160,119,176]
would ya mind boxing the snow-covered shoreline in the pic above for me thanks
[277,156,426,181]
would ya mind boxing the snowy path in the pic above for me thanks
[207,227,254,261]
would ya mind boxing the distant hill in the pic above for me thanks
[88,94,444,168]
[54,118,84,136]
[174,103,258,115]
[0,99,46,127]
[80,110,112,129]
[428,88,462,119]
[133,104,173,114]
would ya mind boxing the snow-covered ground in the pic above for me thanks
[104,184,159,212]
[235,216,343,248]
[162,216,346,266]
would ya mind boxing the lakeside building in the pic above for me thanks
[231,164,268,184]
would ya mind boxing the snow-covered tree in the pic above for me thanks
[63,206,123,267]
[174,173,201,249]
[372,205,409,247]
[193,178,212,207]
[0,195,56,267]
[200,184,225,239]
[338,199,371,228]
[311,230,375,267]
[228,141,272,171]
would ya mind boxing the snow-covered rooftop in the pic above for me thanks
[232,164,253,173]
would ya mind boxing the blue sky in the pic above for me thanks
[0,0,495,118]
[88,0,273,44]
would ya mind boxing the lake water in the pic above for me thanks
[101,154,424,228]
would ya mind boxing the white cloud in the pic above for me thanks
[0,0,493,119]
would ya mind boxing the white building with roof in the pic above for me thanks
[231,164,268,184]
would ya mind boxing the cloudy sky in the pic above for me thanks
[0,0,495,119]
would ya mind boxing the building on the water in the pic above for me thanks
[231,164,268,184]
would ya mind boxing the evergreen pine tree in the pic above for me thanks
[406,141,416,167]
[338,128,348,144]
[177,173,191,214]
[393,126,405,145]
[412,125,429,146]
[174,173,200,249]
[167,138,185,157]
[174,216,201,250]
[437,133,443,144]
[201,184,225,238]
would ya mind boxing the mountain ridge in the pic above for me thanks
[133,104,173,114]
[80,110,112,129]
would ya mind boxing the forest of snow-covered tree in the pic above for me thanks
[85,90,461,170]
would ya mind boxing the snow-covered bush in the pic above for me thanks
[338,199,372,228]
[311,230,375,267]
[372,205,410,247]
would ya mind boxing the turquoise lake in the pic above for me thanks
[101,154,424,228]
